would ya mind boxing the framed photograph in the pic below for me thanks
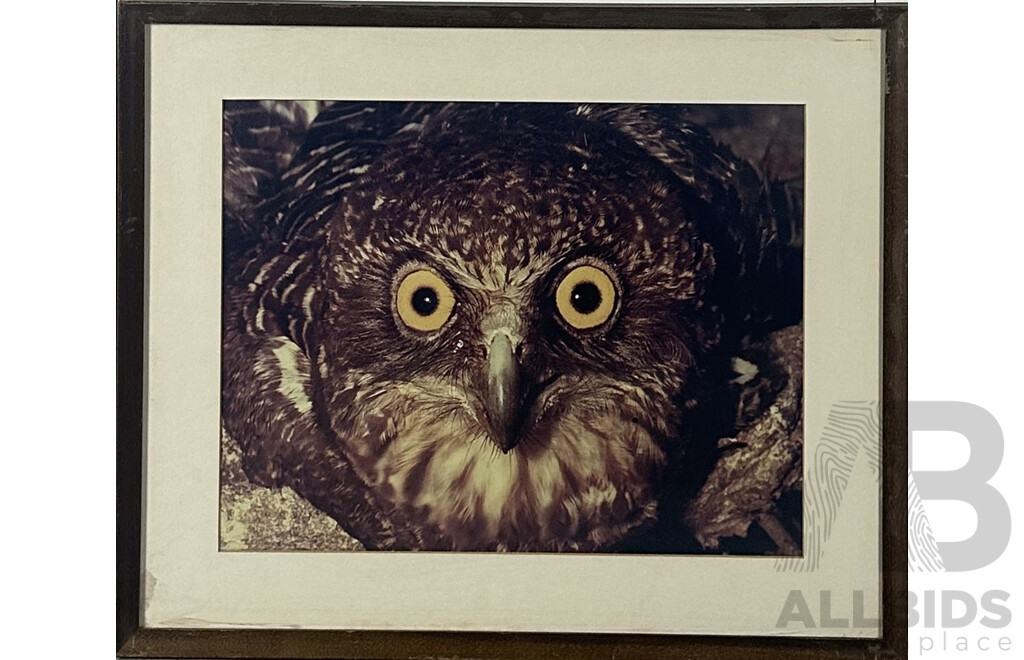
[117,2,907,658]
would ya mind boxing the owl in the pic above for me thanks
[222,102,800,552]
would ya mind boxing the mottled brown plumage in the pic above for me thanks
[222,102,799,551]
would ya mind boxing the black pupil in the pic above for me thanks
[411,287,439,316]
[570,281,602,314]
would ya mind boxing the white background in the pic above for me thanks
[1,0,1021,658]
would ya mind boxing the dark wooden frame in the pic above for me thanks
[117,2,908,658]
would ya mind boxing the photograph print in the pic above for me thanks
[219,101,804,555]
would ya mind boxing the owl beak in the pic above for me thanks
[485,331,521,453]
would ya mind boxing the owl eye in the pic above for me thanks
[395,269,455,332]
[555,264,618,330]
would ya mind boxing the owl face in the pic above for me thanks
[312,107,720,550]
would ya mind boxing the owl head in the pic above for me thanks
[291,103,774,551]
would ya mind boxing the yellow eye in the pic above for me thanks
[395,269,455,332]
[555,264,617,330]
